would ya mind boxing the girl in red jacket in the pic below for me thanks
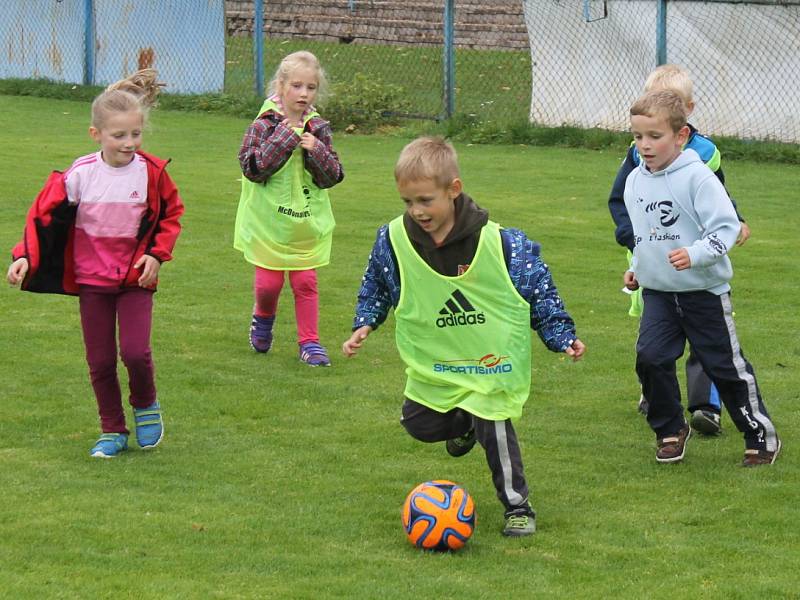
[6,69,184,458]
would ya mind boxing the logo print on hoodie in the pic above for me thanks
[645,200,680,227]
[436,289,486,328]
[707,233,727,255]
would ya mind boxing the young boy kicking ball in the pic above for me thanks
[342,136,585,536]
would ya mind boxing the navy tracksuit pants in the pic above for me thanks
[400,399,529,512]
[637,289,779,452]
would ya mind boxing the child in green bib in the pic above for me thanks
[342,137,586,537]
[236,51,343,366]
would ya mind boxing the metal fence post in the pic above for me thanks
[83,0,94,85]
[443,0,455,119]
[656,0,667,65]
[254,0,265,95]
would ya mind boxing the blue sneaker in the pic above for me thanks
[299,341,331,367]
[134,402,163,449]
[250,315,275,353]
[90,433,128,458]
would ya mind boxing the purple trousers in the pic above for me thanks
[79,285,156,433]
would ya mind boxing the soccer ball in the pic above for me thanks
[401,480,476,551]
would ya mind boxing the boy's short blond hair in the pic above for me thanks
[394,136,460,188]
[644,64,693,106]
[630,90,688,133]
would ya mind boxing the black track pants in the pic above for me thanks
[636,289,778,451]
[401,399,529,511]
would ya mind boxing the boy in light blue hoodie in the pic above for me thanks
[623,90,779,467]
[610,65,750,431]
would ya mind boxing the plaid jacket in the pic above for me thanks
[238,108,343,189]
[351,224,578,353]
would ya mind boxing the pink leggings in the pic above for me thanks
[254,267,319,344]
[79,285,156,434]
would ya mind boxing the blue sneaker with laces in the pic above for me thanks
[90,433,128,458]
[250,314,275,353]
[134,401,163,449]
[299,341,331,367]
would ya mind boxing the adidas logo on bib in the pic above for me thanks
[436,289,486,328]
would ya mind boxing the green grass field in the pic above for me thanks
[1,94,798,599]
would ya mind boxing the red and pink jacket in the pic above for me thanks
[11,151,184,295]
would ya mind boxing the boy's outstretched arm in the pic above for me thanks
[342,326,373,358]
[503,228,582,355]
[344,225,400,355]
[351,225,398,330]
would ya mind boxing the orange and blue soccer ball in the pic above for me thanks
[402,480,476,551]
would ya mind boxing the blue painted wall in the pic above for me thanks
[93,1,225,94]
[1,1,85,82]
[1,1,225,94]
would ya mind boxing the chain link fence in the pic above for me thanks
[224,1,532,122]
[1,1,798,142]
[523,0,800,143]
[2,1,86,84]
[1,1,225,94]
[227,1,446,119]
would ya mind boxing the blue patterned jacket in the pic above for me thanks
[351,223,578,352]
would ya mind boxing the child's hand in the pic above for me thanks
[135,254,161,288]
[7,257,29,286]
[668,248,691,270]
[342,326,373,357]
[623,270,639,290]
[736,222,751,246]
[565,339,586,362]
[299,132,317,151]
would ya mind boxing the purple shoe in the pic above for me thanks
[299,341,331,367]
[250,315,275,353]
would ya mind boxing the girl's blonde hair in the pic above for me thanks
[395,136,460,189]
[267,51,328,104]
[91,68,164,129]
